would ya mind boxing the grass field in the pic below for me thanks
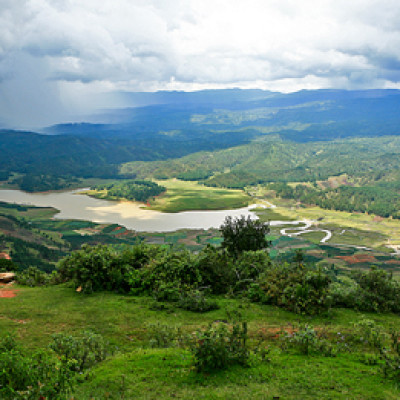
[149,179,251,213]
[1,285,400,399]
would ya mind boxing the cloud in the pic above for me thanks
[1,0,400,127]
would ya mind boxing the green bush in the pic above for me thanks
[234,250,271,292]
[257,264,333,315]
[178,289,219,313]
[16,266,50,287]
[379,329,400,381]
[281,325,335,356]
[50,331,110,372]
[191,321,249,372]
[0,258,18,272]
[0,334,74,399]
[57,244,161,293]
[195,245,235,294]
[331,267,400,313]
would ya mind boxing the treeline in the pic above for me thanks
[270,182,400,218]
[13,174,80,192]
[92,180,166,202]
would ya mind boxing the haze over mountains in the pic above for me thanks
[0,88,399,196]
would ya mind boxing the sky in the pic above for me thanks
[1,0,400,128]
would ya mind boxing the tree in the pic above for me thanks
[219,215,270,256]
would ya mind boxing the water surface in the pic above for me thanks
[0,189,263,232]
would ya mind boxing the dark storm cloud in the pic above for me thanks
[0,0,400,127]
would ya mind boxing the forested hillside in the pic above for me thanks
[2,88,400,192]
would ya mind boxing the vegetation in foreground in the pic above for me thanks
[1,217,400,398]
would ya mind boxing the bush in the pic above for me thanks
[220,215,270,256]
[0,259,18,272]
[16,266,50,286]
[281,325,335,356]
[191,321,249,372]
[234,250,271,292]
[257,263,333,315]
[331,267,400,313]
[352,267,400,313]
[195,245,235,294]
[57,244,161,293]
[50,331,110,372]
[379,329,400,381]
[178,289,219,313]
[0,334,74,399]
[128,249,201,296]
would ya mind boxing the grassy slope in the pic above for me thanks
[1,285,400,399]
[149,179,250,212]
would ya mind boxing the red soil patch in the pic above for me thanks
[336,254,377,264]
[0,252,11,260]
[385,259,400,265]
[0,290,18,298]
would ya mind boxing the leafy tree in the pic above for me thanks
[219,216,270,256]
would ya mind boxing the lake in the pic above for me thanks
[0,189,268,232]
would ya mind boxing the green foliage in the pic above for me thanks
[281,325,335,356]
[177,289,219,313]
[270,181,400,219]
[234,250,271,291]
[16,266,51,286]
[194,245,235,294]
[220,215,270,256]
[91,180,166,202]
[332,267,400,313]
[353,319,387,351]
[257,264,333,315]
[0,258,18,272]
[0,334,74,399]
[57,244,161,293]
[14,174,79,192]
[380,329,400,381]
[191,321,249,372]
[50,331,109,373]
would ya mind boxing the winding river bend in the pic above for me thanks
[0,189,330,241]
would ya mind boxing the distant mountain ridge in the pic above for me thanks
[1,88,400,191]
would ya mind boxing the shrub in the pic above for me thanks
[354,318,387,351]
[0,259,18,272]
[50,331,109,372]
[257,263,333,315]
[178,289,219,313]
[220,215,270,256]
[191,321,249,372]
[281,325,335,356]
[352,267,400,313]
[16,266,50,286]
[331,267,400,313]
[0,334,74,399]
[234,250,271,292]
[379,329,400,381]
[195,245,235,294]
[57,244,161,293]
